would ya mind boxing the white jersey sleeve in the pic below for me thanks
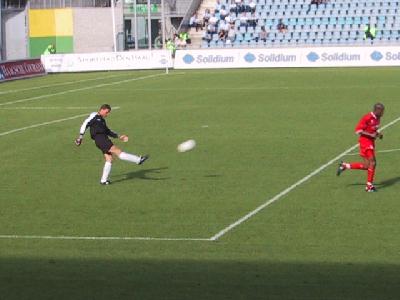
[79,112,97,137]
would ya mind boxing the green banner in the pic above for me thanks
[125,3,159,13]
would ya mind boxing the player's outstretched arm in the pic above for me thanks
[75,136,83,146]
[105,125,119,139]
[75,112,97,146]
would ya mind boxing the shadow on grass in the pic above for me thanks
[203,174,222,178]
[113,167,170,183]
[1,258,400,300]
[347,176,400,190]
[376,176,400,189]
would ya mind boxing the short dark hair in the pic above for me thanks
[99,104,111,111]
[373,103,385,111]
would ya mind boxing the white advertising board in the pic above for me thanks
[174,47,400,69]
[41,50,172,72]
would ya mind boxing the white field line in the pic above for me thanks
[99,84,400,92]
[0,113,89,137]
[210,115,400,241]
[0,235,211,242]
[0,106,120,110]
[0,73,135,95]
[0,107,120,137]
[346,148,400,156]
[0,73,167,107]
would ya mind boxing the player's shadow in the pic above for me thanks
[203,174,222,178]
[347,176,400,190]
[376,176,400,190]
[113,167,169,183]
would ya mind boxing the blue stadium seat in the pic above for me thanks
[199,0,400,48]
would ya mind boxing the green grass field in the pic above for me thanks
[1,68,400,300]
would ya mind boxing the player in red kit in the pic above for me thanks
[337,103,385,192]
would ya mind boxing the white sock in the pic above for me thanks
[119,152,141,164]
[101,161,112,183]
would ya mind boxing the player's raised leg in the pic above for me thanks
[100,153,113,185]
[337,160,367,176]
[109,145,149,165]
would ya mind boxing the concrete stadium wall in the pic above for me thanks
[73,6,123,53]
[3,10,28,60]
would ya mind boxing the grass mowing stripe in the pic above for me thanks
[210,115,400,241]
[0,73,137,95]
[0,235,211,242]
[0,73,166,107]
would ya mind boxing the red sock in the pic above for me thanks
[347,163,366,170]
[367,167,375,184]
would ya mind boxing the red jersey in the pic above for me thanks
[355,112,380,143]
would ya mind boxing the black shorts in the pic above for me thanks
[94,135,113,154]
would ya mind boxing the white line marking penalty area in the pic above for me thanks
[0,73,136,95]
[0,73,169,107]
[0,107,118,137]
[0,235,211,242]
[0,106,120,110]
[209,115,400,241]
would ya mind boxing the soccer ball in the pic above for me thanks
[177,139,196,153]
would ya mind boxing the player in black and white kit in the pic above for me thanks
[75,104,149,185]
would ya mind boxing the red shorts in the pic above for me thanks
[359,140,375,159]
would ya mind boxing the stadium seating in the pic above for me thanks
[198,0,400,48]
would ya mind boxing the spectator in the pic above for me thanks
[230,0,239,17]
[248,12,258,30]
[215,0,222,13]
[202,31,212,43]
[220,5,229,20]
[43,44,56,55]
[209,13,219,26]
[166,38,176,57]
[256,25,268,42]
[173,33,185,48]
[179,31,190,45]
[248,0,256,13]
[225,13,233,24]
[364,24,376,40]
[227,24,236,43]
[277,19,288,33]
[240,12,248,30]
[203,9,211,26]
[189,14,196,29]
[207,23,217,39]
[154,35,162,49]
[219,20,230,41]
[307,0,329,13]
[218,27,227,42]
[189,13,203,32]
[235,0,244,14]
